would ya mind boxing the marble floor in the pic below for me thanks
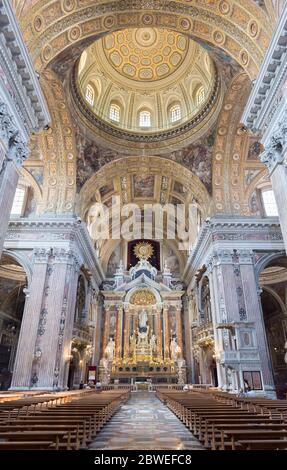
[89,391,204,450]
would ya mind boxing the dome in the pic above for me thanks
[72,27,221,153]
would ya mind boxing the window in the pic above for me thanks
[11,187,26,216]
[170,104,181,123]
[110,104,120,123]
[197,88,205,106]
[85,84,95,106]
[139,110,151,128]
[262,189,278,216]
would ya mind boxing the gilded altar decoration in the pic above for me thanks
[130,289,156,306]
[133,242,154,260]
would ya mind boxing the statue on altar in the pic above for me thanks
[171,337,181,362]
[105,337,115,361]
[139,309,148,329]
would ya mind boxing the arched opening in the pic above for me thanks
[0,253,27,390]
[68,274,94,389]
[138,109,151,128]
[259,256,287,398]
[109,102,121,123]
[169,103,182,124]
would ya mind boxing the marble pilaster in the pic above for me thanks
[115,307,123,360]
[163,307,170,360]
[175,308,183,359]
[11,248,80,390]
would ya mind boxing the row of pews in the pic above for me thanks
[0,389,130,450]
[156,389,287,450]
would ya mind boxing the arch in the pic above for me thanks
[196,87,206,107]
[77,156,211,220]
[17,1,272,80]
[169,102,182,124]
[261,285,287,316]
[138,109,152,128]
[109,101,122,123]
[1,249,32,288]
[85,83,96,107]
[124,286,162,306]
[38,70,77,213]
[212,72,252,214]
[254,251,286,285]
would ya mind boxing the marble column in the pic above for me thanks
[183,295,194,382]
[123,308,130,359]
[156,309,163,361]
[261,137,287,252]
[0,110,28,258]
[102,306,111,357]
[92,295,103,366]
[11,248,80,390]
[207,249,275,394]
[175,307,183,359]
[163,307,170,360]
[238,250,275,393]
[115,307,123,360]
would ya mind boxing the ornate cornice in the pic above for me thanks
[5,216,105,286]
[183,216,284,286]
[242,3,287,137]
[0,0,50,135]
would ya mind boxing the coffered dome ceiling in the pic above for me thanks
[72,27,222,154]
[103,28,189,82]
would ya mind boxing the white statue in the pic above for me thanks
[284,341,287,365]
[171,337,181,362]
[139,309,148,329]
[105,337,115,361]
[150,333,157,352]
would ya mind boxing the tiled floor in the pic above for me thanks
[89,391,204,450]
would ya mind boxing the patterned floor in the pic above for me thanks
[89,391,204,450]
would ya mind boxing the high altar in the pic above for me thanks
[99,242,186,384]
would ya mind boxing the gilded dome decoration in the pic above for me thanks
[73,27,221,153]
[103,28,189,82]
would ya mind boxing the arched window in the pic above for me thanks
[110,103,121,123]
[139,110,151,128]
[11,187,26,217]
[85,84,95,106]
[262,189,278,216]
[170,104,181,123]
[197,87,205,106]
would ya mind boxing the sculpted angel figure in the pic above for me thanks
[104,337,115,361]
[170,337,181,362]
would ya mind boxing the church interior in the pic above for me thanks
[0,0,287,452]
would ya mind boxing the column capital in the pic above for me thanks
[207,249,234,270]
[0,102,29,165]
[33,248,52,264]
[235,249,254,265]
[261,119,287,174]
[261,141,284,174]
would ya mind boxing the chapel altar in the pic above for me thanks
[99,242,186,384]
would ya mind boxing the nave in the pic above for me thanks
[1,388,287,451]
[89,392,203,451]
